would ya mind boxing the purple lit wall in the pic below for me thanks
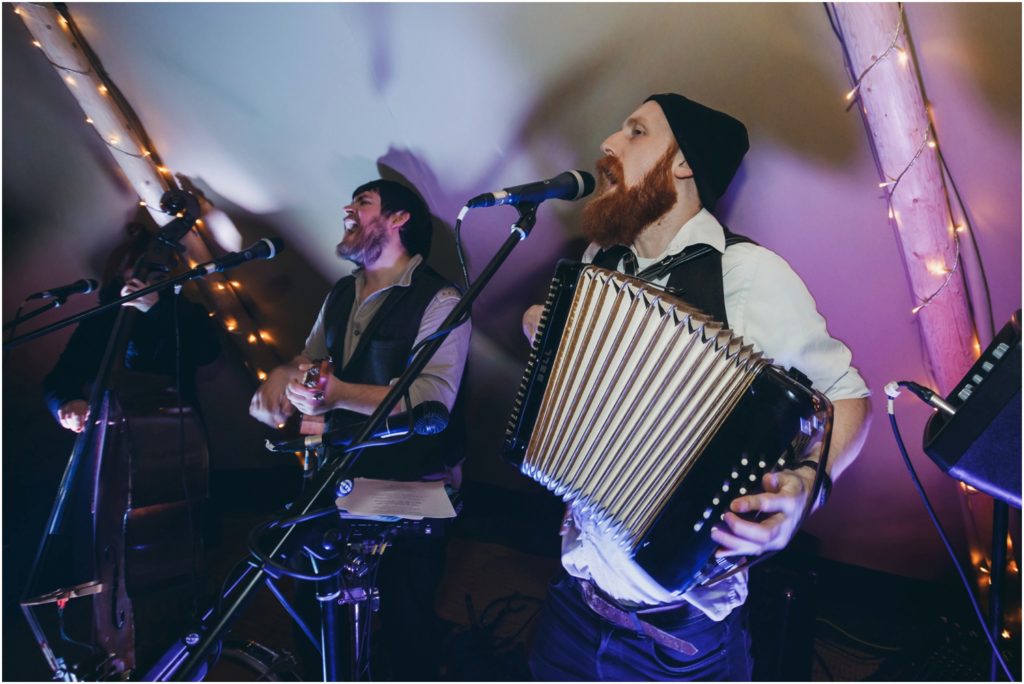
[3,4,1020,580]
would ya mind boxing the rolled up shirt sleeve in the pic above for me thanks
[400,286,470,412]
[724,245,869,401]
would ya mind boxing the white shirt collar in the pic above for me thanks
[642,208,726,261]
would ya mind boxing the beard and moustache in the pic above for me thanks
[580,144,679,249]
[336,215,389,267]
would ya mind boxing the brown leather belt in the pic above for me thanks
[577,580,699,656]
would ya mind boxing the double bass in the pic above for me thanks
[22,192,214,679]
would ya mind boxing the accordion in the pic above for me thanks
[503,261,832,593]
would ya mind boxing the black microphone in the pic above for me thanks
[193,238,284,275]
[266,401,450,453]
[466,170,596,208]
[27,278,100,301]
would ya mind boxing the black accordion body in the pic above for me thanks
[503,261,833,594]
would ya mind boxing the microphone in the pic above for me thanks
[266,401,450,453]
[466,170,596,209]
[193,238,284,275]
[27,278,100,301]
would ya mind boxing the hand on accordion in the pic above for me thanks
[521,304,544,345]
[709,467,818,558]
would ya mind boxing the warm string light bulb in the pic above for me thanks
[216,283,226,291]
[138,200,147,207]
[85,117,94,125]
[258,330,272,342]
[257,370,268,381]
[97,84,108,96]
[230,280,241,288]
[248,333,258,344]
[896,47,909,67]
[224,318,238,332]
[32,40,42,48]
[926,260,950,276]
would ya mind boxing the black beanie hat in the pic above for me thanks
[645,93,749,211]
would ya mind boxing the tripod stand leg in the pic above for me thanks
[350,600,365,681]
[989,500,1009,681]
[317,580,342,682]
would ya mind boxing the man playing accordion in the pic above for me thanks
[522,94,872,681]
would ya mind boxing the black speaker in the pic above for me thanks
[923,311,1021,508]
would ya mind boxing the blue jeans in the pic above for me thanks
[529,574,753,681]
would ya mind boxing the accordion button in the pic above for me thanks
[722,483,730,492]
[702,507,713,519]
[712,497,720,506]
[740,458,749,467]
[739,487,747,495]
[748,474,757,482]
[731,471,739,479]
[758,460,767,469]
[693,521,704,532]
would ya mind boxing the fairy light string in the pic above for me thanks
[15,2,285,380]
[829,2,975,319]
[829,2,1014,642]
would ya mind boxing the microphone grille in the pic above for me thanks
[575,170,596,198]
[413,401,450,435]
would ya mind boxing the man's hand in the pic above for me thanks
[709,467,816,558]
[249,363,304,427]
[522,304,544,345]
[285,362,343,416]
[58,399,90,433]
[120,278,159,313]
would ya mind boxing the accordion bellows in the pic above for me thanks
[504,262,832,593]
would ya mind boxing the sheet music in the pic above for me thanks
[335,478,456,520]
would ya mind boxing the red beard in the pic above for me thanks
[580,145,679,249]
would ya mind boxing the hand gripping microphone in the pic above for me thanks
[466,170,596,209]
[266,400,450,453]
[27,278,100,301]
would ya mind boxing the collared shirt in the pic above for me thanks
[302,255,470,413]
[562,209,869,620]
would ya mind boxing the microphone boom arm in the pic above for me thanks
[3,249,270,351]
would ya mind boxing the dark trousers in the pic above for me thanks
[295,534,447,681]
[529,573,753,681]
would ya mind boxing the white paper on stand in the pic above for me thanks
[335,478,456,520]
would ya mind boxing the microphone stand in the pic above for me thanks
[3,297,72,332]
[4,260,240,351]
[165,202,541,681]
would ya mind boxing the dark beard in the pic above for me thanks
[336,217,388,266]
[580,145,678,249]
